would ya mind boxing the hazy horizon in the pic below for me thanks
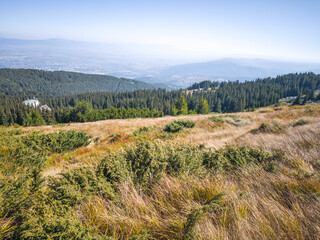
[1,0,320,62]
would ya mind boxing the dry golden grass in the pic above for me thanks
[79,167,320,239]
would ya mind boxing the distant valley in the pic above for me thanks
[1,38,320,89]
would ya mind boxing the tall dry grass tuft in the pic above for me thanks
[81,181,159,239]
[80,176,231,239]
[236,121,320,168]
[0,213,14,239]
[80,165,320,239]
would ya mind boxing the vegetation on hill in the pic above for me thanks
[43,72,319,113]
[0,72,319,126]
[0,69,154,96]
[0,104,319,239]
[187,80,220,90]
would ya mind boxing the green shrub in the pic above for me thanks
[0,128,24,136]
[132,126,154,136]
[24,109,46,126]
[174,120,196,128]
[208,116,225,123]
[251,121,285,134]
[121,141,205,189]
[97,153,130,183]
[293,119,309,127]
[125,141,169,188]
[49,167,115,206]
[0,165,115,239]
[21,130,91,153]
[203,145,283,172]
[223,114,240,119]
[164,122,184,133]
[164,120,195,133]
[0,130,91,176]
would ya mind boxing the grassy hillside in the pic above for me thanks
[0,103,319,239]
[0,69,154,96]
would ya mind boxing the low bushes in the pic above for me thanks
[251,121,285,134]
[49,167,115,206]
[21,130,91,153]
[164,122,184,133]
[293,119,309,127]
[0,130,91,175]
[174,120,196,128]
[0,128,24,136]
[164,120,196,133]
[209,115,250,127]
[203,145,283,172]
[98,141,284,190]
[0,132,290,239]
[99,141,205,189]
[132,126,154,136]
[208,115,225,123]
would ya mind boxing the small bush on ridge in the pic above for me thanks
[164,122,184,133]
[164,120,196,133]
[293,119,309,127]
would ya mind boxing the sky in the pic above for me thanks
[0,0,320,62]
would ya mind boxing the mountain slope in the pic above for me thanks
[0,68,155,96]
[1,103,319,239]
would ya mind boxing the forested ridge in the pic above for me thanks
[0,72,319,126]
[0,68,154,96]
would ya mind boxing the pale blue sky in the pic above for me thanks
[0,0,319,61]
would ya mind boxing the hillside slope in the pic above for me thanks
[0,103,318,239]
[0,68,155,96]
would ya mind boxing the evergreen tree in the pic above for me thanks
[25,110,46,126]
[216,99,222,113]
[197,98,209,114]
[292,94,301,105]
[174,97,188,115]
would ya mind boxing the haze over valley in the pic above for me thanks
[1,38,320,88]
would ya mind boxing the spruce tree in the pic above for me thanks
[292,94,301,105]
[197,98,209,114]
[25,110,46,126]
[174,97,188,115]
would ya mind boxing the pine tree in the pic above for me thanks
[216,99,222,113]
[25,110,46,126]
[197,98,209,114]
[292,94,301,105]
[174,97,188,115]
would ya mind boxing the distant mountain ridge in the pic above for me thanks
[0,69,155,96]
[1,38,320,89]
[145,58,320,88]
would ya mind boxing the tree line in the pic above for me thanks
[0,72,319,126]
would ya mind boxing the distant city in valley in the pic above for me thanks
[1,38,320,89]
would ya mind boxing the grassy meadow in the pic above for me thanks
[0,103,320,239]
